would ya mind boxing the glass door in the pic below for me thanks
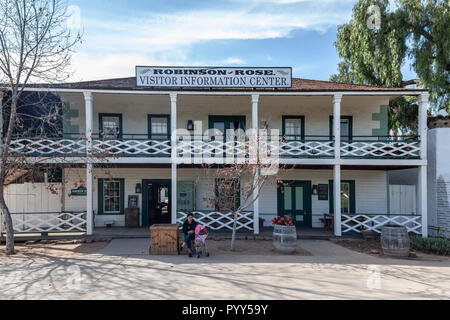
[278,181,312,227]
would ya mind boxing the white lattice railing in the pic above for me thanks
[10,137,421,159]
[275,140,334,158]
[92,139,171,156]
[177,211,254,231]
[9,138,87,156]
[341,214,422,234]
[341,140,420,158]
[0,212,87,234]
[175,139,247,160]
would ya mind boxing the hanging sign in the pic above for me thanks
[136,66,292,88]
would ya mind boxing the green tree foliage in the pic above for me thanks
[331,0,449,134]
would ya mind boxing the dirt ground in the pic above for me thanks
[199,239,312,256]
[0,239,111,258]
[1,238,312,258]
[332,238,449,262]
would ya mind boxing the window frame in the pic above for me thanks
[98,178,125,215]
[99,113,123,140]
[329,116,353,141]
[148,114,171,140]
[214,178,241,212]
[282,115,305,141]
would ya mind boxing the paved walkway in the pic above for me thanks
[1,239,449,300]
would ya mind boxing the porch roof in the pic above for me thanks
[25,77,426,93]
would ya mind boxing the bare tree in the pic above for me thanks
[0,0,81,255]
[201,130,286,251]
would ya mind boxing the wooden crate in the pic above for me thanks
[149,224,180,255]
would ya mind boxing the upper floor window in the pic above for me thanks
[283,116,305,141]
[330,116,353,141]
[100,113,122,139]
[209,116,246,138]
[148,115,170,140]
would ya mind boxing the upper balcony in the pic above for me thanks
[8,85,428,164]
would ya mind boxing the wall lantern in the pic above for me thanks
[187,120,194,131]
[135,183,142,194]
[312,185,319,196]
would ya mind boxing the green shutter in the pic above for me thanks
[119,179,125,214]
[98,179,104,214]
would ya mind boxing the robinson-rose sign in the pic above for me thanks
[136,66,292,88]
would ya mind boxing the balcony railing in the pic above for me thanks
[9,134,420,160]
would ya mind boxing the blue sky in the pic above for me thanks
[66,0,416,82]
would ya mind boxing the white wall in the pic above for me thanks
[389,185,417,215]
[428,128,450,238]
[59,93,389,138]
[4,183,63,213]
[64,168,387,229]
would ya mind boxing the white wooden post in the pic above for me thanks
[252,94,260,235]
[84,91,94,235]
[170,93,178,225]
[334,165,342,236]
[418,93,429,237]
[333,94,343,236]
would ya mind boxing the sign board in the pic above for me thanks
[318,184,329,201]
[136,66,292,88]
[128,195,138,208]
[71,186,87,197]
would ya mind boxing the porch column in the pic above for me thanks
[333,94,342,160]
[418,93,429,238]
[84,91,94,235]
[252,94,260,235]
[419,93,429,160]
[333,94,342,237]
[170,93,178,225]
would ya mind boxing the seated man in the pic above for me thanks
[180,213,198,257]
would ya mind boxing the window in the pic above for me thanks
[329,116,353,141]
[283,116,305,141]
[208,116,246,137]
[215,178,241,211]
[148,115,170,140]
[99,114,122,139]
[329,180,355,214]
[98,179,125,215]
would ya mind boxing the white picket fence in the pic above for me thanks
[177,211,254,231]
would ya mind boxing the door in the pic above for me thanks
[142,180,171,227]
[278,181,312,227]
[209,116,246,157]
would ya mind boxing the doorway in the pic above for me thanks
[277,181,312,228]
[142,179,171,227]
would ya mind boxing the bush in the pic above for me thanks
[410,236,450,256]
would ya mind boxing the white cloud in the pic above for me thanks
[68,1,354,80]
[222,57,245,65]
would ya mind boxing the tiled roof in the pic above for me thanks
[29,77,425,92]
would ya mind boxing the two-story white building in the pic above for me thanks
[5,67,430,238]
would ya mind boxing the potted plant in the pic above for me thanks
[271,215,297,254]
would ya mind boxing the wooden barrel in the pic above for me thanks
[273,225,297,254]
[381,225,411,257]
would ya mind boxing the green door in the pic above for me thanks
[278,181,312,227]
